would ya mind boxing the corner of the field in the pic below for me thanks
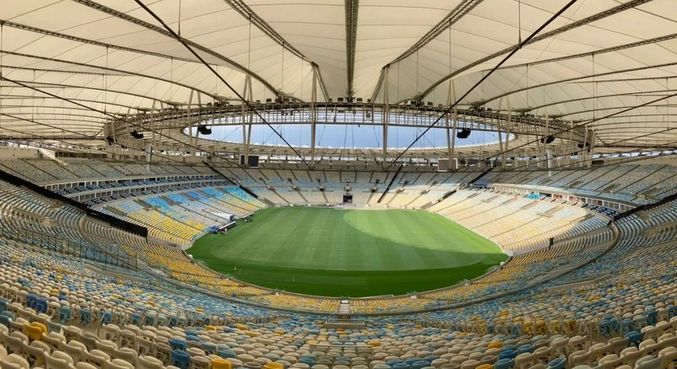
[183,232,204,252]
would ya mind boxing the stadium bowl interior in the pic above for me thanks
[0,1,675,369]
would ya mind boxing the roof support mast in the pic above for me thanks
[446,80,457,170]
[187,89,197,156]
[310,66,319,164]
[505,98,511,167]
[588,129,596,168]
[382,66,390,164]
[242,76,253,165]
[497,98,504,168]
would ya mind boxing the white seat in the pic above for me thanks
[138,355,164,369]
[95,340,118,359]
[62,340,88,363]
[99,324,120,343]
[45,351,76,369]
[44,332,67,352]
[82,349,109,369]
[27,340,51,367]
[104,358,135,369]
[634,356,662,369]
[75,362,99,369]
[2,353,30,369]
[0,344,7,360]
[115,348,138,367]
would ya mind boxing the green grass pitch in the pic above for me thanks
[188,206,507,297]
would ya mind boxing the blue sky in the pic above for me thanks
[189,124,509,149]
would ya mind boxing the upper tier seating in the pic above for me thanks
[481,159,676,205]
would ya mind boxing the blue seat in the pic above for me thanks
[499,349,517,360]
[620,318,635,335]
[546,357,566,369]
[645,308,657,326]
[35,298,48,314]
[80,309,91,325]
[411,361,429,369]
[495,358,514,369]
[0,314,11,327]
[625,330,644,346]
[131,312,142,326]
[169,338,188,351]
[392,363,410,369]
[59,306,71,324]
[1,311,15,319]
[600,316,620,338]
[218,348,236,359]
[668,305,676,319]
[100,311,112,325]
[299,356,316,366]
[202,342,217,355]
[171,349,191,369]
[27,294,38,310]
[516,344,533,355]
[0,298,7,312]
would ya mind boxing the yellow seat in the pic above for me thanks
[476,364,493,369]
[23,323,44,341]
[212,358,232,369]
[264,363,284,369]
[31,322,48,333]
[487,341,503,349]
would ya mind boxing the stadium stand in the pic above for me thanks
[0,157,672,369]
[1,1,676,367]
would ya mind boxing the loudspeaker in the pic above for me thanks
[456,128,471,139]
[437,158,458,171]
[197,125,212,135]
[541,135,555,144]
[240,155,260,168]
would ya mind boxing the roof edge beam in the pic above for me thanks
[345,0,359,97]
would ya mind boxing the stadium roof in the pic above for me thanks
[0,0,676,151]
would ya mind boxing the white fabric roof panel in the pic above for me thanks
[0,0,675,150]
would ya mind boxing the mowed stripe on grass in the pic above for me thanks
[188,207,507,297]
